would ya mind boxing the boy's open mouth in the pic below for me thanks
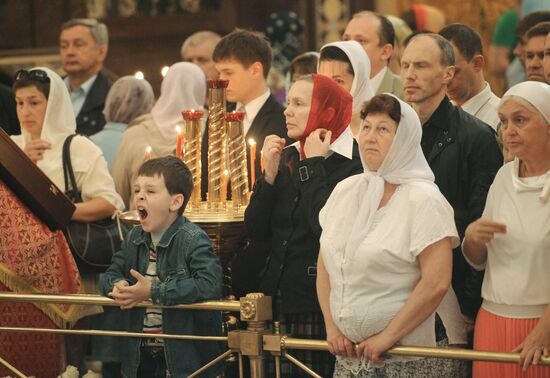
[137,206,148,220]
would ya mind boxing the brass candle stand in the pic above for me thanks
[181,109,203,212]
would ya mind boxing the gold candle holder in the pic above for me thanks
[207,79,229,210]
[225,111,249,207]
[182,109,204,211]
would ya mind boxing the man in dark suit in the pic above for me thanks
[205,29,289,297]
[401,33,503,330]
[60,18,110,136]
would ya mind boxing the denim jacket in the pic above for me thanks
[99,216,224,377]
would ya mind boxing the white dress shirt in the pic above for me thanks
[289,126,354,160]
[237,90,271,136]
[458,82,500,130]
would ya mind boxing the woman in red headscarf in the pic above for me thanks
[244,74,363,377]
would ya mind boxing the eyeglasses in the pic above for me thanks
[14,69,50,83]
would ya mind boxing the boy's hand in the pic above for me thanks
[110,270,152,309]
[108,279,129,299]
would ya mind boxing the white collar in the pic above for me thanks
[460,82,494,114]
[237,90,271,123]
[370,66,388,93]
[290,127,354,160]
[64,74,97,95]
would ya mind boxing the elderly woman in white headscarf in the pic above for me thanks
[317,94,467,377]
[463,81,550,377]
[111,62,206,208]
[12,67,124,221]
[91,76,155,170]
[318,40,375,136]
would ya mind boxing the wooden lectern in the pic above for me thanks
[0,129,74,231]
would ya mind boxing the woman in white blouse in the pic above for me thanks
[12,67,124,220]
[463,81,550,377]
[317,94,467,377]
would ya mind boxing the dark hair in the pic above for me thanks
[289,52,319,81]
[212,29,273,78]
[319,46,354,76]
[517,11,550,38]
[526,21,550,39]
[137,156,194,215]
[13,79,50,99]
[360,94,401,126]
[439,23,483,61]
[407,33,455,66]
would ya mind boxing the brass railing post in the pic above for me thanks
[228,293,272,378]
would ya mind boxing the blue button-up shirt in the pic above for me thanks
[64,74,97,117]
[89,121,126,170]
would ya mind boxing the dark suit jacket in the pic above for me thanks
[0,83,20,135]
[75,72,110,136]
[199,93,289,298]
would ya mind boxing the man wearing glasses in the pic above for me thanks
[60,18,110,136]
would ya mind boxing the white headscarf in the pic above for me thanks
[319,40,375,115]
[320,94,439,256]
[151,62,206,141]
[500,81,550,202]
[103,76,155,124]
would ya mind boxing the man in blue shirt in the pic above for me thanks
[60,18,111,135]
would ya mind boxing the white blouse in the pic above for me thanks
[464,160,550,318]
[320,181,466,351]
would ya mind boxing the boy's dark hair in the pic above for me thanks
[360,94,401,126]
[289,52,319,80]
[517,11,550,38]
[138,156,193,215]
[319,46,354,76]
[212,29,273,78]
[526,21,550,39]
[439,23,483,61]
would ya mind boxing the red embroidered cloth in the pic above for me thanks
[0,180,85,377]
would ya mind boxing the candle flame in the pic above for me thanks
[248,138,256,146]
[223,169,229,176]
[146,146,152,153]
[176,125,182,135]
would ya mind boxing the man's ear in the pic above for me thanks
[381,43,394,63]
[170,194,184,213]
[443,65,455,85]
[250,61,264,79]
[472,54,484,72]
[97,44,108,63]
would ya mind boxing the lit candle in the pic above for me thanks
[248,138,256,189]
[175,125,184,159]
[146,146,152,160]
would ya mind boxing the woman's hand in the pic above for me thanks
[304,129,331,159]
[465,219,507,245]
[327,324,355,358]
[356,331,395,364]
[513,320,550,371]
[24,138,51,163]
[262,135,286,185]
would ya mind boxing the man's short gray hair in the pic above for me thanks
[180,30,221,58]
[410,33,455,67]
[61,18,109,46]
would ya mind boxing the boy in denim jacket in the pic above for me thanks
[99,156,223,377]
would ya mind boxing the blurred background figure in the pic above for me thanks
[90,76,155,170]
[289,51,319,84]
[180,30,221,81]
[401,4,447,32]
[524,21,550,82]
[387,15,413,74]
[0,83,20,135]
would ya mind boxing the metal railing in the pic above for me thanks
[0,292,549,378]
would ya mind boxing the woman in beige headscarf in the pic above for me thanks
[111,62,206,208]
